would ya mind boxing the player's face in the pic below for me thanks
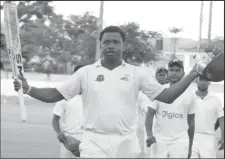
[100,32,124,61]
[156,71,168,85]
[197,78,210,91]
[168,65,184,83]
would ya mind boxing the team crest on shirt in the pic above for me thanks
[96,74,105,82]
[120,74,130,81]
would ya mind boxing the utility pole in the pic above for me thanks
[95,1,104,61]
[208,1,213,45]
[197,1,204,53]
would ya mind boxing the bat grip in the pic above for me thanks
[18,79,27,122]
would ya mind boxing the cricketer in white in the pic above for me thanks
[147,84,196,158]
[136,92,154,158]
[13,26,201,158]
[191,77,224,158]
[56,59,165,157]
[145,60,196,158]
[52,96,83,158]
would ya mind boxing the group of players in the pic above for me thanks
[13,26,224,158]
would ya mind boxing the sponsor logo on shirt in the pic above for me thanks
[162,111,183,119]
[96,74,105,82]
[120,74,130,81]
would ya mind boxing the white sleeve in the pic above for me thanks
[148,100,158,110]
[214,96,224,118]
[56,67,85,101]
[139,69,165,101]
[138,92,153,113]
[52,100,66,116]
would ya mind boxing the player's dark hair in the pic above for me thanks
[74,65,84,73]
[99,26,125,42]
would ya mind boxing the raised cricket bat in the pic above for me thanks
[4,2,27,122]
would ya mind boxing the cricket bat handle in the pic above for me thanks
[18,79,27,122]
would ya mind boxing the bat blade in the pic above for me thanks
[4,2,27,122]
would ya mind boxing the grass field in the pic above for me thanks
[1,76,224,158]
[1,95,224,158]
[1,96,59,158]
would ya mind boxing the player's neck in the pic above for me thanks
[196,90,208,99]
[101,58,122,70]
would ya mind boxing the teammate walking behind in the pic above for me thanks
[145,60,195,158]
[52,65,84,158]
[191,77,224,158]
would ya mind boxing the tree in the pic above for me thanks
[62,12,98,65]
[1,1,54,26]
[120,22,162,64]
[168,27,183,59]
[1,2,164,73]
[183,38,224,53]
[1,1,55,71]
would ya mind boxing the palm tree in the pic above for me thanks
[168,27,183,58]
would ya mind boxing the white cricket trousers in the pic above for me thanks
[60,133,83,158]
[79,130,141,158]
[191,133,217,158]
[149,134,189,158]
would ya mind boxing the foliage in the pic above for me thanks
[168,27,183,34]
[1,1,163,73]
[120,22,162,64]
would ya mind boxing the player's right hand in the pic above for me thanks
[146,135,156,147]
[57,131,66,143]
[13,74,30,94]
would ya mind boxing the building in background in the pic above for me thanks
[0,24,11,71]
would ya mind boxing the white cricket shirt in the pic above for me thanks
[193,92,224,135]
[52,95,83,134]
[56,60,164,135]
[149,84,196,141]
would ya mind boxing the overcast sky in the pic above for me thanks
[1,1,224,40]
[51,1,224,40]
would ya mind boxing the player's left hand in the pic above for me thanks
[218,138,224,150]
[189,63,201,77]
[63,135,81,157]
[57,131,66,143]
[146,135,156,147]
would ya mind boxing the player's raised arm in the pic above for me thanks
[155,49,224,103]
[13,66,85,103]
[140,62,199,104]
[155,64,199,103]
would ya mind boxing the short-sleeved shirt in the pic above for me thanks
[149,84,196,141]
[56,60,164,135]
[193,92,224,135]
[52,95,83,134]
[136,92,153,129]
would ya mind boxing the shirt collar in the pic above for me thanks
[94,59,126,68]
[194,91,214,100]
